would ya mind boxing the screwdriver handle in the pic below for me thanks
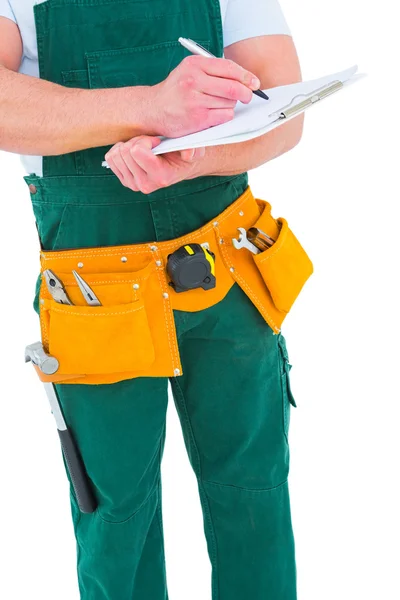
[247,227,276,252]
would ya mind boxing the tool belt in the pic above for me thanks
[36,187,313,385]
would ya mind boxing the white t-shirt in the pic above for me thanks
[0,0,291,175]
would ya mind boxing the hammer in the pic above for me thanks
[25,342,97,514]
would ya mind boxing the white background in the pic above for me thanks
[1,0,399,598]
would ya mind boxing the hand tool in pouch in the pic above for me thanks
[44,269,102,306]
[167,243,216,293]
[232,227,275,254]
[72,270,102,306]
[25,342,98,514]
[247,228,275,252]
[43,269,73,305]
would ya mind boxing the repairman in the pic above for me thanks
[0,1,311,598]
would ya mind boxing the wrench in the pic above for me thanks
[232,228,260,255]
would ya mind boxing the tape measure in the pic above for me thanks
[167,243,216,293]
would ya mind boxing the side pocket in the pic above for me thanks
[277,334,297,439]
[253,217,314,314]
[42,299,155,375]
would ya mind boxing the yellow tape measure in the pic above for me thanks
[167,244,216,293]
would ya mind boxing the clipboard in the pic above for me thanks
[102,65,364,165]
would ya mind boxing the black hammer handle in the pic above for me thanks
[58,428,97,514]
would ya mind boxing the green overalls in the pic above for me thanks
[25,1,297,598]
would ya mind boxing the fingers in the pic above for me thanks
[189,56,260,90]
[120,144,149,191]
[180,147,206,162]
[108,137,168,193]
[196,92,237,110]
[106,141,142,191]
[105,136,162,192]
[106,137,204,194]
[130,142,162,179]
[105,143,137,190]
[206,108,235,128]
[198,72,253,104]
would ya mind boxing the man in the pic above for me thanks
[0,1,304,599]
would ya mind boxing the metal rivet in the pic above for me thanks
[121,256,128,263]
[174,368,181,376]
[239,211,244,216]
[213,221,219,227]
[163,292,169,299]
[219,238,224,245]
[28,184,37,195]
[150,245,158,252]
[77,262,84,269]
[133,284,140,290]
[230,267,235,273]
[40,299,45,305]
[156,260,162,267]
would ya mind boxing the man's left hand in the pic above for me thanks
[105,136,205,194]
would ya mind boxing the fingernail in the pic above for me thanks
[251,77,261,90]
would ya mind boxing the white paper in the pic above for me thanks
[102,65,361,166]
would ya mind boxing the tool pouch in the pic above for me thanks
[41,298,154,375]
[251,208,314,314]
[36,188,313,385]
[215,196,313,334]
[38,263,167,384]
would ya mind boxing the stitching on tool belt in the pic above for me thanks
[39,191,253,262]
[257,243,285,264]
[60,277,149,286]
[155,264,179,372]
[40,279,49,347]
[153,252,176,366]
[50,306,144,317]
[215,225,281,334]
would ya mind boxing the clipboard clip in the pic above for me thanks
[271,80,344,120]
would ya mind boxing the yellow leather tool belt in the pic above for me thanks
[37,187,313,385]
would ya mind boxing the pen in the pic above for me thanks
[178,37,269,101]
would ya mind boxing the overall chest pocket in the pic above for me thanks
[86,40,205,89]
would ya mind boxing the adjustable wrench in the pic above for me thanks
[232,227,276,254]
[232,227,261,254]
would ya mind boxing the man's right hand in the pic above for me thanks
[0,15,261,155]
[149,55,261,139]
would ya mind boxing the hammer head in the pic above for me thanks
[25,342,60,375]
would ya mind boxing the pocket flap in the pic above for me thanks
[253,218,313,314]
[44,299,155,375]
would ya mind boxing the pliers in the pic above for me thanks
[43,269,102,306]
